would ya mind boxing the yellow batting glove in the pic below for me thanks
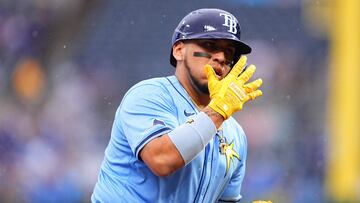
[205,56,263,119]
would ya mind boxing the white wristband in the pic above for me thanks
[168,112,217,164]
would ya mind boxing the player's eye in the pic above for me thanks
[224,48,235,58]
[224,49,235,67]
[196,40,236,67]
[225,59,234,68]
[199,41,218,52]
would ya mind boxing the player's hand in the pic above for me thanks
[205,56,263,119]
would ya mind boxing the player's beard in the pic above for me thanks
[184,58,209,95]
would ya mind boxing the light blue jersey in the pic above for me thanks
[92,76,248,203]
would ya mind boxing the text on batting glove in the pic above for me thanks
[205,56,263,119]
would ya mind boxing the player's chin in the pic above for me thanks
[194,79,209,94]
[200,87,209,94]
[198,82,209,94]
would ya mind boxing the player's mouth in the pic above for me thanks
[213,66,224,79]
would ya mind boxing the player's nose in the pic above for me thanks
[210,51,227,70]
[208,54,227,77]
[211,51,226,65]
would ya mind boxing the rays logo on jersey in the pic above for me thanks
[145,118,166,133]
[218,135,240,176]
[153,119,165,126]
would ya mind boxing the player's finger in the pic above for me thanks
[204,64,219,82]
[244,78,263,93]
[238,64,256,83]
[229,55,247,77]
[247,90,263,100]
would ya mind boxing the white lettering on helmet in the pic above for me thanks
[219,13,237,34]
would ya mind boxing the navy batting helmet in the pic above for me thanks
[170,8,251,67]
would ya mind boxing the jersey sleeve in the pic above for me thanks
[116,83,178,159]
[219,123,248,202]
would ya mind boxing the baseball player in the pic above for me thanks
[92,8,263,202]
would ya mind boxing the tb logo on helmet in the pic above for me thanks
[219,13,237,34]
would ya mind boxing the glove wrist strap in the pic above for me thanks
[208,99,230,119]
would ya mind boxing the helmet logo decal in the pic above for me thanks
[219,13,237,34]
[204,25,216,32]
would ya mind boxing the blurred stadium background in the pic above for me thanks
[0,0,359,202]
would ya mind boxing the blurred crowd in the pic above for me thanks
[0,1,104,202]
[0,1,327,203]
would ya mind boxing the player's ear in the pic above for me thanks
[172,41,185,62]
